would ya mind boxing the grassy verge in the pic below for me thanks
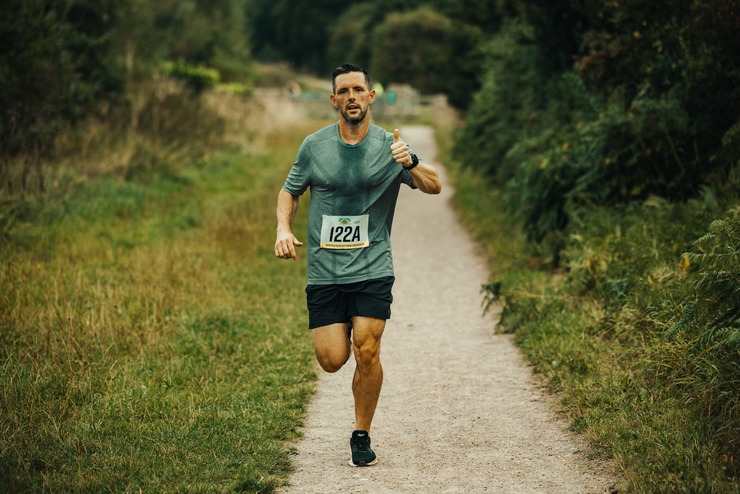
[1,121,321,492]
[436,119,738,492]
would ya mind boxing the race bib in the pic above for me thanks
[320,215,369,249]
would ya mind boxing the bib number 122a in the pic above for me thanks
[329,225,361,243]
[320,215,369,249]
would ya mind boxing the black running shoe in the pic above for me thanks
[349,430,377,467]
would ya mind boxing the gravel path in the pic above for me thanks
[278,125,617,493]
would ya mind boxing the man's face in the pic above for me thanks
[331,72,376,125]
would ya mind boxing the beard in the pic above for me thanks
[340,105,368,125]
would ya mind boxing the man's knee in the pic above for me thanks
[352,317,385,369]
[353,338,381,370]
[316,351,350,373]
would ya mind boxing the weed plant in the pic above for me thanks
[0,82,323,492]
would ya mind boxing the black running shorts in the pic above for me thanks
[306,277,395,329]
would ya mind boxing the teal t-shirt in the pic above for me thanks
[283,123,416,285]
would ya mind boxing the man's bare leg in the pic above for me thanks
[350,316,386,431]
[312,323,351,373]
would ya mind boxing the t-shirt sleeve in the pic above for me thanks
[401,168,416,188]
[282,140,311,196]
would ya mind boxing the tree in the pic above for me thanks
[458,0,740,246]
[370,7,481,109]
[248,0,364,73]
[1,0,125,190]
[326,3,377,70]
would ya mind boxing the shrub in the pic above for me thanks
[457,0,740,255]
[136,82,225,150]
[370,7,481,110]
[662,208,740,472]
[161,60,220,94]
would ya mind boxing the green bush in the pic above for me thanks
[369,7,481,110]
[215,82,253,96]
[457,0,740,256]
[561,199,739,486]
[455,20,546,186]
[662,208,740,469]
[0,0,125,193]
[161,60,220,93]
[136,84,225,149]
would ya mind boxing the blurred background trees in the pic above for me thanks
[2,0,738,222]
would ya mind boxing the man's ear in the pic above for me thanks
[330,93,338,108]
[369,89,376,104]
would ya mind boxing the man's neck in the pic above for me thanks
[338,116,371,145]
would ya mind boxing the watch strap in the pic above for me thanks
[404,153,419,170]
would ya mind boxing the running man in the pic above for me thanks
[274,63,442,466]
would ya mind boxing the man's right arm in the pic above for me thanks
[275,188,304,260]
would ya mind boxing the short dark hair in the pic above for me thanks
[331,63,372,93]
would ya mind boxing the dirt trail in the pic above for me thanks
[278,125,617,493]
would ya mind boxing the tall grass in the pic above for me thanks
[0,79,325,492]
[447,156,739,492]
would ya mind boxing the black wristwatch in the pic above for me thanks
[404,153,419,171]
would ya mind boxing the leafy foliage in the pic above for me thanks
[457,0,740,252]
[161,60,220,93]
[663,209,740,463]
[248,0,356,73]
[325,3,378,71]
[370,8,481,110]
[0,0,124,165]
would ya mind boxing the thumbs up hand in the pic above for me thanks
[391,128,414,167]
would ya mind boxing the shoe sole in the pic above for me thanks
[349,458,378,467]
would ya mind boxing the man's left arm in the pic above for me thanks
[405,163,442,194]
[390,128,442,195]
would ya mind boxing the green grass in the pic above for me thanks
[1,123,321,492]
[446,158,739,493]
